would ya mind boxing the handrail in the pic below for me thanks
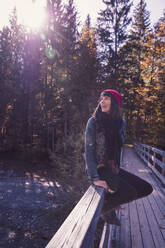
[45,185,104,248]
[137,143,165,157]
[134,142,165,186]
[46,148,125,247]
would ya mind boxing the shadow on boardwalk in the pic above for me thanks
[0,159,88,248]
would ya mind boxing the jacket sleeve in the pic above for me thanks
[85,117,100,181]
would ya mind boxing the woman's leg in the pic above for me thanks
[102,176,136,213]
[101,173,137,225]
[102,168,153,213]
[119,168,153,199]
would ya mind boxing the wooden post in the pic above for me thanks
[162,156,165,177]
[153,152,156,168]
[143,146,145,158]
[147,147,150,167]
[99,223,112,248]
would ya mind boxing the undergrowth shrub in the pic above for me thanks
[48,128,86,179]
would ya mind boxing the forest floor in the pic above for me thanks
[0,155,89,248]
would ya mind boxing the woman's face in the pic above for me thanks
[100,95,111,113]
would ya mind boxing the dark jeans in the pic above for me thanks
[102,168,153,214]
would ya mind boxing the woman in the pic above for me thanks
[85,89,153,225]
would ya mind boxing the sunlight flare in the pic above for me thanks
[15,0,46,29]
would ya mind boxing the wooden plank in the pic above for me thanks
[45,186,92,247]
[146,161,165,186]
[143,144,165,157]
[139,149,165,171]
[128,146,164,199]
[99,223,112,248]
[147,193,165,240]
[120,203,131,248]
[141,164,165,207]
[99,210,121,248]
[131,146,165,222]
[141,169,165,211]
[45,185,104,248]
[136,199,155,248]
[135,148,165,194]
[114,210,121,248]
[135,143,165,157]
[151,187,165,217]
[136,150,165,186]
[111,224,117,248]
[129,199,143,248]
[46,186,95,247]
[142,197,165,247]
[65,187,104,247]
[121,146,165,248]
[107,225,113,248]
[135,144,165,184]
[152,157,165,171]
[63,187,103,248]
[143,168,165,218]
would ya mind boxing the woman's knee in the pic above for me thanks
[126,186,137,201]
[117,182,137,202]
[137,181,153,198]
[144,182,153,196]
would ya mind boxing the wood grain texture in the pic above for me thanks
[120,203,131,248]
[99,223,112,248]
[45,185,104,248]
[134,143,165,185]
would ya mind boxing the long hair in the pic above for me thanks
[93,94,122,164]
[93,94,122,125]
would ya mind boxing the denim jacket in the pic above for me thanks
[85,117,126,181]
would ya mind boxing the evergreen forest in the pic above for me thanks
[0,0,164,177]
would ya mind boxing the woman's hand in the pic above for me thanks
[93,180,109,191]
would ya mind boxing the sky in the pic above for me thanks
[75,0,164,26]
[0,0,164,29]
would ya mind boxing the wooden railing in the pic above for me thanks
[46,148,124,248]
[45,185,105,248]
[134,142,165,186]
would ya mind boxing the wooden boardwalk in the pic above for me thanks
[109,146,165,248]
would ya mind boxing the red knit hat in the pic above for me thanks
[101,89,122,106]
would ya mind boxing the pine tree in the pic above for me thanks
[130,0,150,84]
[0,26,13,148]
[40,0,65,139]
[21,30,43,145]
[62,0,78,77]
[149,13,165,148]
[118,0,151,141]
[135,12,165,148]
[0,8,26,149]
[97,0,132,88]
[59,0,79,138]
[42,0,80,152]
[72,15,99,123]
